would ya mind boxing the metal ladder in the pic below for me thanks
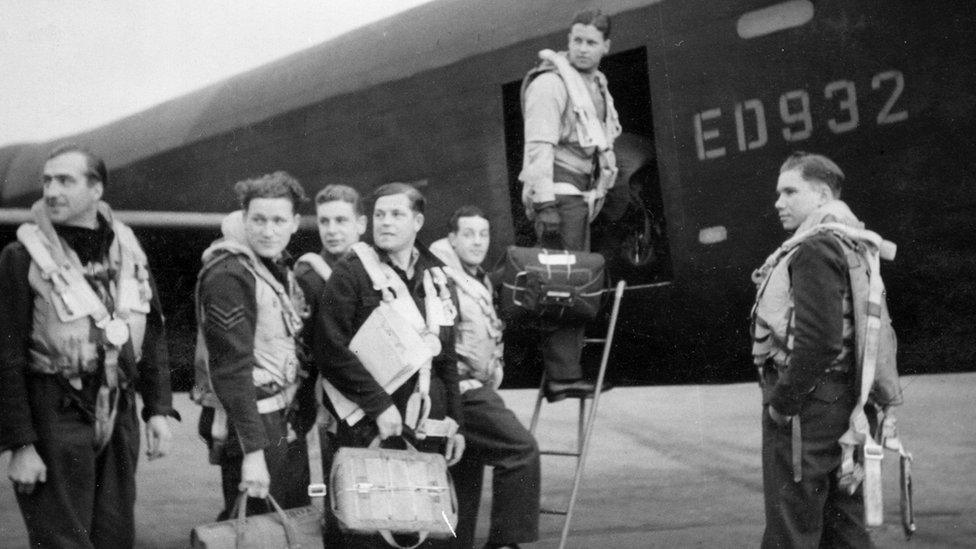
[529,280,626,549]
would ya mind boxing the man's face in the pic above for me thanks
[42,152,103,227]
[567,23,610,73]
[775,169,830,231]
[316,200,366,256]
[243,197,299,258]
[449,215,490,269]
[373,193,423,254]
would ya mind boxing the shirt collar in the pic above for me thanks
[382,247,420,280]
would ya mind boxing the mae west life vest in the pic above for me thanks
[519,49,622,220]
[18,200,153,451]
[19,202,151,378]
[751,200,911,530]
[429,238,505,392]
[192,211,305,414]
[322,242,457,439]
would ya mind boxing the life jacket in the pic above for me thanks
[429,238,504,392]
[751,200,911,528]
[192,211,305,413]
[750,200,901,407]
[519,49,622,221]
[322,242,458,439]
[17,200,152,451]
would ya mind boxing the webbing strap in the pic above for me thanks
[538,49,612,151]
[791,418,802,483]
[295,252,332,283]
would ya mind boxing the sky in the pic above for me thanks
[0,0,434,147]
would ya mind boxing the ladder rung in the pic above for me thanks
[539,450,581,457]
[583,338,606,344]
[540,508,569,516]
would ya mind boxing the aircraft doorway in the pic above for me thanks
[501,46,672,284]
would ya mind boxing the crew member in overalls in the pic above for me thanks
[0,144,177,547]
[518,8,620,401]
[194,171,311,518]
[431,206,540,549]
[313,182,465,548]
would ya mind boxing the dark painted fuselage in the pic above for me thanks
[1,0,973,388]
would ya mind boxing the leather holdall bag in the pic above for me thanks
[500,246,606,324]
[190,492,324,548]
[330,436,457,548]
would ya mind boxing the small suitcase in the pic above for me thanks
[500,246,606,324]
[330,438,457,548]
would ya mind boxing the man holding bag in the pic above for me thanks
[314,182,465,547]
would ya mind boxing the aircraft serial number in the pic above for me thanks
[693,69,907,161]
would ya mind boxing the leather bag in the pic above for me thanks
[500,246,606,324]
[190,492,324,548]
[330,437,457,548]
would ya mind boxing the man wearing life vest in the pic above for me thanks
[518,8,621,401]
[194,172,311,518]
[291,184,367,543]
[0,145,177,547]
[313,182,465,548]
[752,153,874,548]
[430,206,540,549]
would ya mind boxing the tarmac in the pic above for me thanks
[2,373,974,548]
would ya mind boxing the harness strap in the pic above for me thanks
[791,418,802,483]
[538,49,613,151]
[295,252,333,283]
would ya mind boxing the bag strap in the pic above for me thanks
[233,491,300,549]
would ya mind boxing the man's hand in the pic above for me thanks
[145,415,173,461]
[535,205,561,237]
[240,450,270,498]
[375,405,403,440]
[768,406,791,427]
[444,433,465,466]
[8,444,46,495]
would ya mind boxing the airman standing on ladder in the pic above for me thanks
[431,206,541,549]
[519,8,620,401]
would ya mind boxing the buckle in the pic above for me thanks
[307,483,327,497]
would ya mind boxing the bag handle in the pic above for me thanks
[379,530,430,549]
[232,491,301,548]
[367,435,418,452]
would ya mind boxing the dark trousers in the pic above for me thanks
[534,194,589,381]
[215,409,311,519]
[761,380,872,548]
[450,386,540,548]
[15,393,139,548]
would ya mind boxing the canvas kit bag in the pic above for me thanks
[500,246,606,324]
[330,437,457,548]
[190,492,324,548]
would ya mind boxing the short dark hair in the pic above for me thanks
[448,205,489,233]
[373,182,425,214]
[46,144,108,188]
[234,171,308,211]
[315,184,363,216]
[571,8,611,39]
[780,152,844,198]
